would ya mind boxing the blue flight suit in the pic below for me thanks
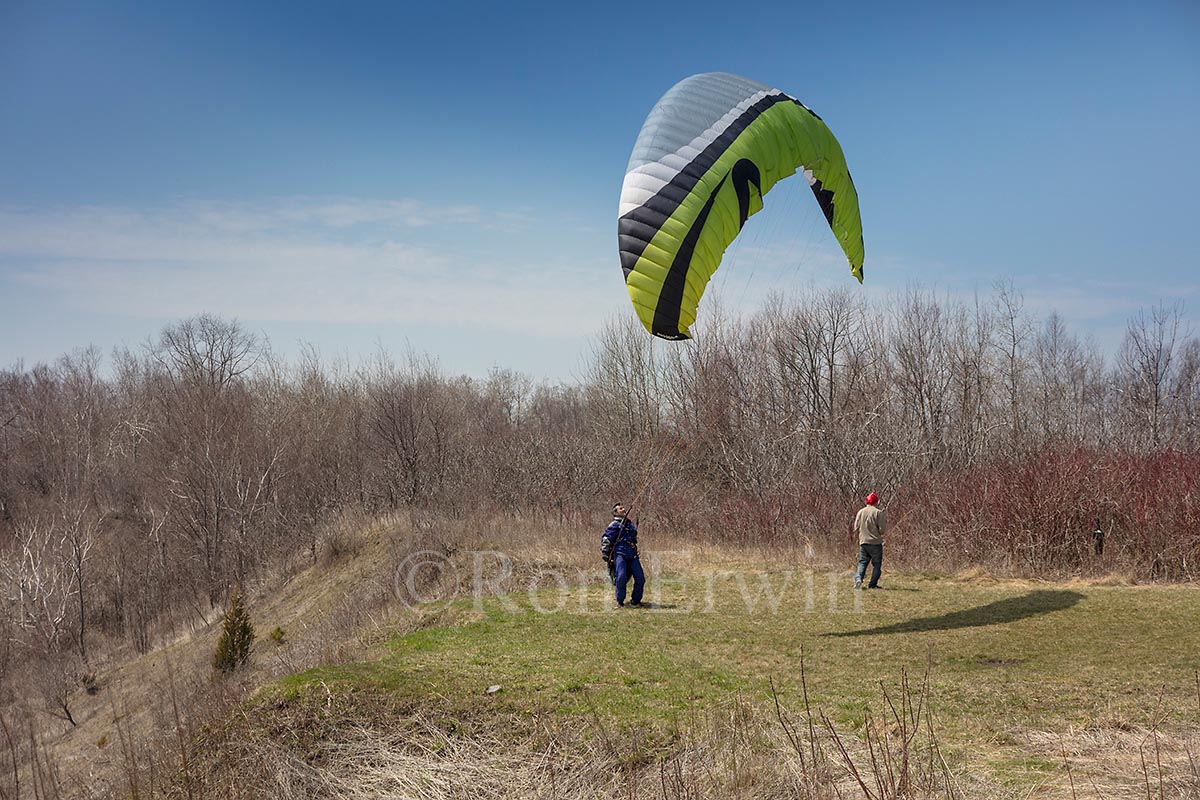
[601,516,644,606]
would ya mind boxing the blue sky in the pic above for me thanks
[2,0,1198,379]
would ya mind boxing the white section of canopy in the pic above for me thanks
[618,73,779,218]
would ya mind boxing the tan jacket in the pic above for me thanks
[854,504,886,545]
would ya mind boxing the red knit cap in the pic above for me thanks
[865,493,878,506]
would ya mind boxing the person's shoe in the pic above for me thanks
[853,577,862,589]
[615,601,625,608]
[629,601,644,608]
[867,584,881,590]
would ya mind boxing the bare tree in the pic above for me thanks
[992,279,1033,455]
[367,349,456,508]
[1116,302,1186,449]
[1170,335,1200,449]
[60,502,97,663]
[586,316,664,442]
[943,296,995,467]
[1,516,77,655]
[890,289,952,469]
[0,366,21,524]
[146,315,265,603]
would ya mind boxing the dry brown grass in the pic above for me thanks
[952,566,999,584]
[173,666,1011,800]
[2,511,422,797]
[1021,723,1200,799]
[1065,572,1138,587]
[7,512,1198,800]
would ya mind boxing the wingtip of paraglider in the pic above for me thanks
[852,266,864,284]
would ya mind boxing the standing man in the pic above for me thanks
[601,503,645,607]
[854,492,886,589]
[1091,519,1105,558]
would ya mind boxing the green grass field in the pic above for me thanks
[276,563,1200,794]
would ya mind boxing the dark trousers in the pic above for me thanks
[614,553,645,605]
[856,543,883,588]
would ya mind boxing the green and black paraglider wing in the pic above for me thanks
[617,72,865,340]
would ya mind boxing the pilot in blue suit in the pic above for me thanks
[601,502,645,607]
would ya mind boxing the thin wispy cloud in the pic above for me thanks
[1,198,1192,375]
[0,198,614,337]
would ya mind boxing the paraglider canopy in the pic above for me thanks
[617,72,865,340]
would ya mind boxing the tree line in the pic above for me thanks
[1,284,1198,699]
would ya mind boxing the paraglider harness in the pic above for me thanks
[604,515,636,586]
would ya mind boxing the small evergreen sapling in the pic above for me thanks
[213,589,254,673]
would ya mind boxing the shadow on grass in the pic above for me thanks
[828,590,1086,637]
